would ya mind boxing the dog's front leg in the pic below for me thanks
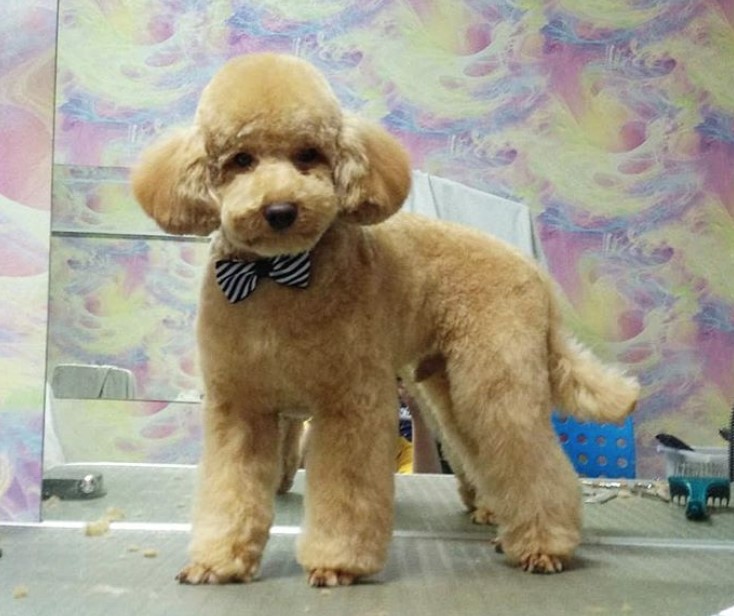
[297,390,396,587]
[178,407,280,584]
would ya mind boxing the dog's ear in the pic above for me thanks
[131,127,220,236]
[335,114,412,225]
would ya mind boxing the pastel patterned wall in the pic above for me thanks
[0,1,57,521]
[44,0,734,479]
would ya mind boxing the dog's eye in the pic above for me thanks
[293,148,323,169]
[231,152,254,169]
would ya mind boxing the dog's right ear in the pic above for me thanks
[131,127,220,236]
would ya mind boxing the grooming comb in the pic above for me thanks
[668,476,729,520]
[668,459,730,521]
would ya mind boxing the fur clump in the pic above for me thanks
[132,52,640,586]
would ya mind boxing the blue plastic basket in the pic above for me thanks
[552,414,636,478]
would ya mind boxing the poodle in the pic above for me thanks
[132,52,640,586]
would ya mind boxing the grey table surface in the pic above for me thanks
[0,465,732,616]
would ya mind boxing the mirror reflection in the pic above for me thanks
[41,3,734,565]
[47,234,206,404]
[48,167,206,403]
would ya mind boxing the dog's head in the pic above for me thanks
[132,53,412,257]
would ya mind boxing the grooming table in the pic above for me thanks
[1,466,732,616]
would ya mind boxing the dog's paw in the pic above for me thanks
[519,552,565,574]
[307,568,356,588]
[456,477,477,512]
[276,475,295,495]
[176,559,259,585]
[470,506,496,525]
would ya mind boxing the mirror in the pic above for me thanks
[44,152,212,517]
[42,0,220,510]
[48,166,208,403]
[42,3,733,556]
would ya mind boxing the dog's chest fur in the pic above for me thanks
[195,213,541,410]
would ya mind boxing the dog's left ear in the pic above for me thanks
[334,114,412,225]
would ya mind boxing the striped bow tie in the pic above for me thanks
[214,252,311,303]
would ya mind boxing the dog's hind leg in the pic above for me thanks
[453,460,498,525]
[406,373,497,524]
[297,383,396,587]
[276,417,304,494]
[177,407,281,584]
[418,335,581,573]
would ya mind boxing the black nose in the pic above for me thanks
[263,202,298,230]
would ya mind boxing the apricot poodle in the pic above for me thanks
[132,52,640,586]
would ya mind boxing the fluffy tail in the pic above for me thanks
[548,298,640,424]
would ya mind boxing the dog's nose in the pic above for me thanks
[263,202,298,231]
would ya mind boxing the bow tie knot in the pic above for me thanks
[215,252,311,303]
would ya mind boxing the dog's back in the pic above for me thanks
[371,211,639,424]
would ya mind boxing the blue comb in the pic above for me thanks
[668,475,730,521]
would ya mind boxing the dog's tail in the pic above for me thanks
[547,293,640,424]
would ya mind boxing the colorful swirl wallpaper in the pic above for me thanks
[0,1,57,521]
[2,0,734,520]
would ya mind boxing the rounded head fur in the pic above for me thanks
[132,52,412,258]
[196,53,344,163]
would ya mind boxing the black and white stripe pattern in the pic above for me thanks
[269,252,311,288]
[215,252,311,304]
